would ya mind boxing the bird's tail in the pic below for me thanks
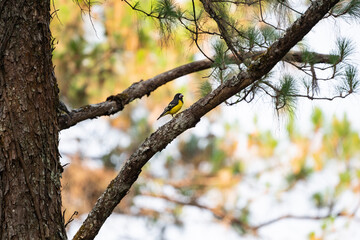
[157,110,167,120]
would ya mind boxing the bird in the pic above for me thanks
[58,100,71,115]
[157,93,184,120]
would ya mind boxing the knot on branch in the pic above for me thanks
[106,94,126,111]
[58,113,71,130]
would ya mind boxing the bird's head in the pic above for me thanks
[175,93,183,100]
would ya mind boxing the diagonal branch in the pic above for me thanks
[59,50,335,131]
[73,1,341,239]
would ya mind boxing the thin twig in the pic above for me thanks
[259,0,286,31]
[191,0,214,62]
[253,212,360,230]
[64,210,79,228]
[201,0,244,62]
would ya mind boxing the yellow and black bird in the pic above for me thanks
[157,93,184,120]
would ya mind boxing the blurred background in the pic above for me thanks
[52,0,360,239]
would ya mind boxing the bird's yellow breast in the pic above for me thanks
[168,100,183,115]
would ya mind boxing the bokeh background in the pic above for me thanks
[52,1,360,239]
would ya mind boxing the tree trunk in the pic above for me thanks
[0,0,66,239]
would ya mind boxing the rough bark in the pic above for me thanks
[0,0,66,239]
[58,51,334,131]
[74,0,340,239]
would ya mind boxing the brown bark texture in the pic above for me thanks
[0,0,66,239]
[74,0,340,239]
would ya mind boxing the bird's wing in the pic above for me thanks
[161,103,174,114]
[166,100,178,110]
[162,97,177,111]
[157,100,178,119]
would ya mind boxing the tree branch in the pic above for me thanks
[140,193,249,230]
[73,1,341,239]
[139,194,360,233]
[253,211,360,230]
[59,51,335,131]
[58,59,211,130]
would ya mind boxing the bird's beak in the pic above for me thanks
[180,94,183,99]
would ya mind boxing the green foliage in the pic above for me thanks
[212,41,232,69]
[239,206,249,225]
[210,143,227,173]
[248,129,278,157]
[213,68,237,85]
[236,206,250,232]
[327,38,354,66]
[332,114,351,139]
[328,54,341,66]
[259,26,279,46]
[231,161,244,175]
[322,114,360,161]
[211,1,232,22]
[333,37,354,62]
[133,0,183,39]
[337,66,359,94]
[301,77,311,96]
[261,131,278,150]
[321,216,335,231]
[301,50,317,65]
[339,171,351,185]
[311,107,324,130]
[286,165,313,186]
[154,0,182,38]
[275,75,297,114]
[73,0,98,10]
[311,192,330,209]
[286,112,297,138]
[245,27,261,50]
[334,170,352,195]
[199,80,212,97]
[132,1,141,9]
[209,40,240,85]
[238,25,279,51]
